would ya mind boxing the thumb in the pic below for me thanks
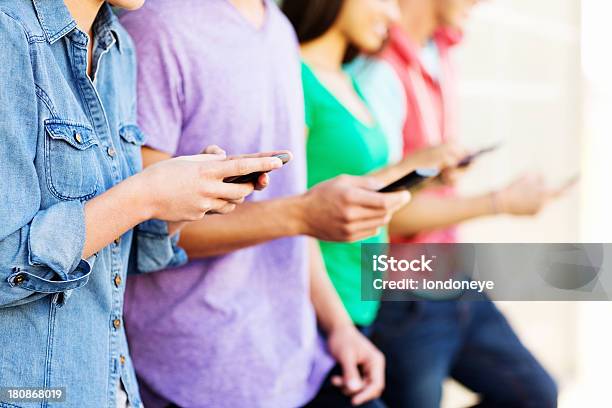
[350,176,385,192]
[385,190,412,209]
[177,153,227,163]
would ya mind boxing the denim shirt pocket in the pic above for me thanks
[44,119,102,201]
[119,124,146,175]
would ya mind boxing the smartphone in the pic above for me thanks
[458,144,501,168]
[378,168,440,193]
[223,153,291,184]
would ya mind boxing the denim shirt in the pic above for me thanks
[0,2,186,407]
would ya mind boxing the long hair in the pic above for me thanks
[281,0,360,63]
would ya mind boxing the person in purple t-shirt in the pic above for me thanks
[119,1,411,407]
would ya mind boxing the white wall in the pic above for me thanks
[440,1,605,407]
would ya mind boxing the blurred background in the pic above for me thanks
[446,0,612,406]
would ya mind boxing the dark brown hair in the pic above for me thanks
[281,0,360,63]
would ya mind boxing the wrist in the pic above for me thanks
[488,191,501,215]
[288,193,313,236]
[127,172,157,222]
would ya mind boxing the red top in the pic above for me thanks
[382,25,462,244]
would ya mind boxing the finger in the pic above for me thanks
[549,177,579,200]
[382,191,412,211]
[351,356,385,405]
[208,203,237,215]
[203,198,234,215]
[205,182,255,201]
[215,157,283,178]
[202,145,227,156]
[179,153,227,163]
[228,150,293,161]
[338,354,365,395]
[343,206,389,223]
[255,173,270,191]
[347,228,383,243]
[346,218,389,237]
[331,375,344,388]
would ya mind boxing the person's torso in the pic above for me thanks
[0,2,145,407]
[121,2,332,407]
[302,62,389,326]
[383,27,459,244]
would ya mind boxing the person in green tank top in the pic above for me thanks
[284,0,423,330]
[301,61,391,325]
[283,2,468,407]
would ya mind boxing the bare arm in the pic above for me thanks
[143,147,411,258]
[308,239,386,405]
[389,173,564,237]
[389,193,496,237]
[82,174,153,258]
[142,147,307,257]
[308,238,353,333]
[180,198,306,258]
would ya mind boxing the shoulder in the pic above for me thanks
[0,2,44,44]
[348,58,404,102]
[119,1,180,46]
[349,58,400,86]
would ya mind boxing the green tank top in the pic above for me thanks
[303,62,389,326]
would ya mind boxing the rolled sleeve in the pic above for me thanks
[0,14,93,308]
[1,202,95,308]
[131,220,187,275]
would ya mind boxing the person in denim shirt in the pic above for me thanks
[0,1,283,407]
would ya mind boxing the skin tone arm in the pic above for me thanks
[308,239,385,406]
[142,147,410,258]
[389,192,497,236]
[65,0,283,259]
[390,173,573,237]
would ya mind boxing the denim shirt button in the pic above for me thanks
[13,274,27,285]
[107,146,116,158]
[112,318,121,329]
[74,133,83,144]
[113,274,122,288]
[119,355,126,365]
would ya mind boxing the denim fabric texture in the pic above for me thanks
[0,2,186,407]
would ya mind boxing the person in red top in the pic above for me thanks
[350,0,563,407]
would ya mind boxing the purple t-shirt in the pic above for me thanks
[120,1,333,407]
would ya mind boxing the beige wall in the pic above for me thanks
[442,1,585,407]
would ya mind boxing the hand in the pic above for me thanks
[138,153,283,221]
[495,174,548,216]
[202,145,245,214]
[227,150,293,191]
[327,325,385,406]
[299,175,411,242]
[409,143,467,169]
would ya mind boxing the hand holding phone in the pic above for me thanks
[378,168,440,193]
[223,153,291,184]
[458,143,501,168]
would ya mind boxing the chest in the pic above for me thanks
[176,16,303,156]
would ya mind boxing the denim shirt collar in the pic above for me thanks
[32,0,121,51]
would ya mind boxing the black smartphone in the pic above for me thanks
[223,153,291,184]
[458,144,501,168]
[378,168,440,193]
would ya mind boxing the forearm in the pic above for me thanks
[389,192,497,236]
[83,174,152,258]
[309,239,354,334]
[179,195,306,258]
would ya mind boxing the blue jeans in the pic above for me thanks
[372,293,558,408]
